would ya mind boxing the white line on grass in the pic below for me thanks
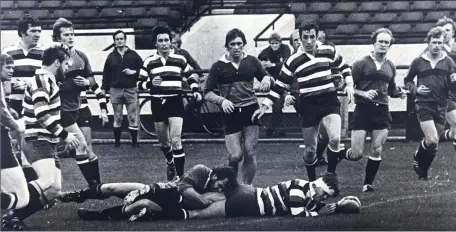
[362,190,456,209]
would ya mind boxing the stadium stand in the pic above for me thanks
[1,0,454,45]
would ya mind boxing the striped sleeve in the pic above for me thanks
[332,49,353,84]
[90,83,107,111]
[0,83,19,130]
[32,76,68,139]
[180,56,199,92]
[263,56,296,108]
[138,56,153,90]
[288,188,324,217]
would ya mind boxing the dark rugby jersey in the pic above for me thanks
[58,48,94,111]
[1,42,43,102]
[352,54,402,105]
[404,53,456,103]
[204,53,270,107]
[263,44,352,108]
[177,164,212,194]
[138,53,198,97]
[445,42,456,101]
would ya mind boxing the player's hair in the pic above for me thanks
[425,26,446,43]
[269,32,282,42]
[298,20,319,38]
[289,30,299,42]
[435,16,456,38]
[171,31,182,48]
[112,30,127,41]
[0,54,14,69]
[320,173,340,196]
[52,18,73,42]
[225,28,247,48]
[211,165,238,192]
[17,14,40,38]
[152,25,172,45]
[371,28,394,45]
[42,46,69,66]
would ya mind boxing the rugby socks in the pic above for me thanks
[22,166,38,182]
[113,127,122,146]
[158,207,189,220]
[414,140,436,177]
[173,148,185,177]
[364,156,382,185]
[161,146,174,164]
[316,134,328,161]
[229,161,239,175]
[77,155,98,187]
[79,184,106,200]
[13,182,45,220]
[129,126,139,146]
[1,192,18,210]
[88,156,101,186]
[304,157,318,181]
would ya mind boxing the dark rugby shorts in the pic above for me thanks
[350,103,392,131]
[150,96,184,122]
[415,101,447,126]
[61,110,79,128]
[77,107,92,127]
[297,93,341,128]
[221,103,260,135]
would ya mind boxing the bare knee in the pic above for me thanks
[303,148,317,164]
[350,147,364,161]
[327,134,341,148]
[44,182,62,201]
[371,146,383,158]
[228,151,243,163]
[113,114,123,127]
[170,137,182,150]
[425,137,439,150]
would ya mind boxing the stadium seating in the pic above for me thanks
[1,0,453,45]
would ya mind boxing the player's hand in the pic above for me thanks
[398,86,409,99]
[74,76,90,87]
[363,89,378,100]
[417,85,431,96]
[345,85,355,103]
[123,68,137,75]
[251,105,268,122]
[450,73,456,83]
[284,95,295,106]
[318,203,337,215]
[193,92,203,102]
[9,108,19,119]
[64,133,80,150]
[152,76,162,86]
[221,99,235,114]
[259,76,272,92]
[100,110,109,127]
[12,80,27,90]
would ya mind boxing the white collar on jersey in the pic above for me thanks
[219,52,248,63]
[15,41,43,54]
[421,50,448,62]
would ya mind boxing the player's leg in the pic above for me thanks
[169,117,184,178]
[443,102,456,149]
[322,113,347,175]
[4,140,59,230]
[349,130,368,162]
[316,124,329,165]
[301,125,320,181]
[363,129,388,192]
[225,131,243,177]
[1,134,29,210]
[59,183,148,203]
[168,96,186,178]
[242,125,259,185]
[65,122,97,187]
[79,107,101,186]
[125,88,139,147]
[414,103,446,179]
[110,88,125,147]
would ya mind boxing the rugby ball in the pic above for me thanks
[336,196,361,214]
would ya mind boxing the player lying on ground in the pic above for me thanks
[59,165,228,220]
[188,169,361,219]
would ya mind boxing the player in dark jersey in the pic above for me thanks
[187,171,360,219]
[405,27,456,180]
[52,18,102,187]
[59,164,227,221]
[348,28,407,192]
[436,17,456,152]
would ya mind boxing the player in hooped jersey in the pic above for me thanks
[137,25,202,181]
